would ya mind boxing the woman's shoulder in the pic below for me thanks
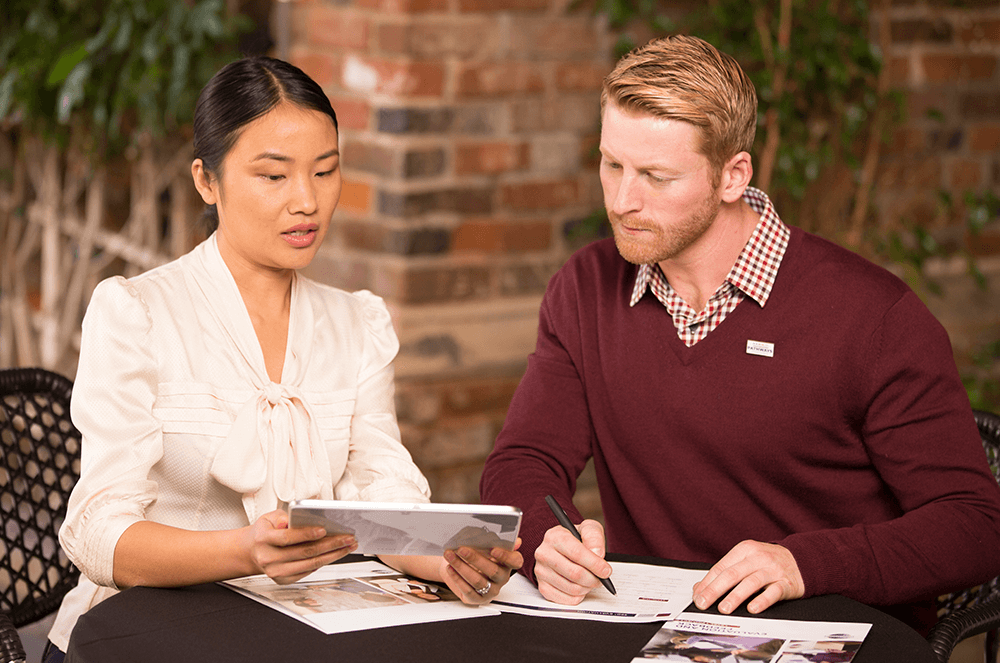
[85,246,209,338]
[297,276,395,335]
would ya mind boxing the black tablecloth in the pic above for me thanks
[65,555,936,663]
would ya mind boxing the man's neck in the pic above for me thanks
[657,199,760,312]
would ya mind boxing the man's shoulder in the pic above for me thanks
[785,227,912,301]
[555,238,632,285]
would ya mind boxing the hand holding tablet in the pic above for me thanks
[287,499,522,557]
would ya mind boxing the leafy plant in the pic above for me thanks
[963,339,1000,412]
[874,189,998,295]
[1,0,249,154]
[578,0,899,242]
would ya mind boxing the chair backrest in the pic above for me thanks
[977,409,1000,483]
[935,409,1000,618]
[0,368,82,627]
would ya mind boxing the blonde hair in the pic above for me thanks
[602,35,758,177]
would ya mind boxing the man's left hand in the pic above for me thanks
[692,540,804,614]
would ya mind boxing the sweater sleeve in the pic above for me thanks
[480,272,597,582]
[780,291,1000,606]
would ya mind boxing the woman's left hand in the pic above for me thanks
[440,538,523,605]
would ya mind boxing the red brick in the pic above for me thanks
[948,158,983,189]
[289,52,338,88]
[343,140,397,177]
[377,23,409,55]
[967,229,1000,257]
[438,376,522,417]
[401,266,492,303]
[580,132,601,167]
[458,0,548,10]
[969,124,1000,152]
[888,127,926,154]
[378,19,500,60]
[958,19,1000,44]
[456,62,546,98]
[897,193,939,227]
[355,0,449,11]
[877,157,942,189]
[922,53,998,82]
[452,219,552,253]
[890,18,953,44]
[501,179,580,209]
[328,96,370,131]
[339,179,372,215]
[342,222,387,252]
[343,57,446,97]
[905,91,949,125]
[886,55,911,87]
[555,61,608,92]
[454,141,530,175]
[513,18,605,57]
[307,8,370,50]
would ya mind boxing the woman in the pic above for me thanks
[45,56,521,660]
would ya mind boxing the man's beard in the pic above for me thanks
[609,194,721,266]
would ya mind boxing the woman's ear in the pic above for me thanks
[719,151,753,204]
[191,159,218,205]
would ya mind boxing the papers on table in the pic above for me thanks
[633,612,872,662]
[222,558,874,658]
[492,561,707,622]
[221,560,497,634]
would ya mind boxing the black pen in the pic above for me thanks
[544,494,617,595]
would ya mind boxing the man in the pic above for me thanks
[479,35,1000,634]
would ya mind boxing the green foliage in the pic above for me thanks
[875,189,999,295]
[963,340,1000,412]
[593,0,886,209]
[1,0,249,153]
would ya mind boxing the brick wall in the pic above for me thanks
[289,0,609,511]
[879,0,1000,235]
[877,0,1000,358]
[286,0,999,517]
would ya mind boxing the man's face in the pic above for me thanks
[599,102,721,266]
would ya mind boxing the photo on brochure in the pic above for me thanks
[632,613,870,663]
[230,571,461,618]
[222,560,493,635]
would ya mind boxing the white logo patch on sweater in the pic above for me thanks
[746,339,774,358]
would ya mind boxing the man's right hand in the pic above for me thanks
[533,519,613,604]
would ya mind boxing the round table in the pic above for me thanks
[65,555,937,663]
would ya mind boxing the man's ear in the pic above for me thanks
[719,151,753,204]
[191,159,218,205]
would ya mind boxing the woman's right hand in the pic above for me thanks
[244,509,357,584]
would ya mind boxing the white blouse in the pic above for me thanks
[49,234,430,649]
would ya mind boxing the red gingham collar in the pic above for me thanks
[629,187,789,309]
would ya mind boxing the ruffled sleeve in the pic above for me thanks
[334,290,431,503]
[60,277,161,588]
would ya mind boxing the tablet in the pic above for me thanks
[286,499,522,556]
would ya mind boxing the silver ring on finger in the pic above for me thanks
[475,581,491,597]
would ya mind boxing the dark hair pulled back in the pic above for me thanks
[193,56,338,233]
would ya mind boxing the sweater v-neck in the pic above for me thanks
[630,229,804,367]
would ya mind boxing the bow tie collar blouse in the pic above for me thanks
[59,234,430,595]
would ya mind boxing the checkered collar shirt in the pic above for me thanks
[628,187,790,347]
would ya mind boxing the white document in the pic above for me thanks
[633,612,872,662]
[222,560,498,634]
[492,561,706,623]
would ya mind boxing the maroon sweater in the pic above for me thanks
[481,230,1000,633]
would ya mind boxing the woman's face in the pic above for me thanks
[194,101,342,275]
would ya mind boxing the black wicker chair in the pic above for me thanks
[927,409,1000,663]
[0,368,82,663]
